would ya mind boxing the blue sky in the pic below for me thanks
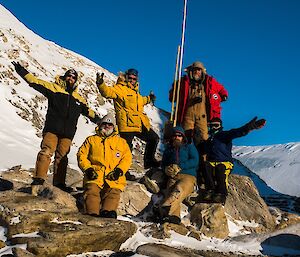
[1,0,300,146]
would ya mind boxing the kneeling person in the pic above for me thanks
[77,114,132,218]
[159,126,199,224]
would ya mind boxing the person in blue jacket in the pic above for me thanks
[159,126,199,224]
[203,116,266,204]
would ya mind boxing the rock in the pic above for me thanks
[118,182,151,216]
[24,217,136,257]
[0,240,6,249]
[136,243,202,257]
[12,248,36,257]
[191,203,229,239]
[225,175,276,232]
[269,207,300,230]
[0,170,137,257]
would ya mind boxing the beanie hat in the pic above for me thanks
[64,69,78,81]
[210,117,222,124]
[99,113,116,126]
[125,68,138,77]
[184,61,206,73]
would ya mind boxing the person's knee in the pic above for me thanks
[37,148,52,160]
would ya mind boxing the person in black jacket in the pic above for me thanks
[203,116,266,204]
[12,61,99,194]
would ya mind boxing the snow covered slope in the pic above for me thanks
[233,143,300,197]
[0,4,166,171]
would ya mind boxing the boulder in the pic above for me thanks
[191,203,229,239]
[118,182,151,216]
[225,175,275,232]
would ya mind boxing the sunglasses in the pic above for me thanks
[172,134,183,138]
[66,74,77,79]
[102,122,114,127]
[128,76,137,81]
[210,122,221,129]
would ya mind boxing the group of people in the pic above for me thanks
[12,60,266,223]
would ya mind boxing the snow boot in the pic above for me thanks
[212,193,226,205]
[99,210,117,219]
[162,215,181,225]
[31,178,45,196]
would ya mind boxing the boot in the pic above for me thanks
[212,193,226,205]
[202,190,214,201]
[31,178,45,196]
[99,210,117,219]
[125,171,137,181]
[54,183,73,193]
[162,215,181,225]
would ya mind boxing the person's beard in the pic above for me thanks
[193,73,201,81]
[100,127,114,137]
[173,139,182,147]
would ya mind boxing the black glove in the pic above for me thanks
[221,95,228,101]
[92,115,101,125]
[85,168,98,180]
[96,72,104,86]
[106,168,123,181]
[149,92,156,103]
[12,61,29,78]
[245,117,266,131]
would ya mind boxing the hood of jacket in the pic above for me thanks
[55,75,78,92]
[171,126,188,144]
[117,72,139,92]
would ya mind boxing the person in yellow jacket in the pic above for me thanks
[12,61,99,195]
[96,68,160,173]
[77,113,132,218]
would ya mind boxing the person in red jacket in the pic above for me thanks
[169,61,228,146]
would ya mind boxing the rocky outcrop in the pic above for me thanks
[0,166,299,256]
[225,175,276,232]
[0,168,137,257]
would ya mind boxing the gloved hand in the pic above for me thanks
[106,168,123,181]
[165,164,181,178]
[92,115,102,125]
[149,91,156,103]
[12,61,29,78]
[96,72,104,86]
[85,168,98,180]
[221,95,228,101]
[245,117,266,131]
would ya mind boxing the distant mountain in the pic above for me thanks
[233,143,300,197]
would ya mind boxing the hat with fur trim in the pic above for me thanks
[184,61,206,73]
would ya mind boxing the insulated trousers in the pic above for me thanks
[119,126,159,165]
[84,183,121,215]
[204,161,233,195]
[35,132,72,186]
[161,174,196,218]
